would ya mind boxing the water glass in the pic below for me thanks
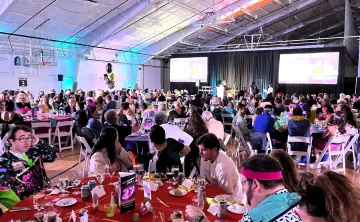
[58,176,69,197]
[33,193,45,211]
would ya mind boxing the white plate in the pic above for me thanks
[169,189,187,197]
[214,195,242,205]
[227,204,247,214]
[55,198,77,207]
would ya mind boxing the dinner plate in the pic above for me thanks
[227,204,247,214]
[169,189,187,197]
[214,195,242,205]
[55,198,77,207]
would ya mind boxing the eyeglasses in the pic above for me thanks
[14,136,35,143]
[241,179,252,187]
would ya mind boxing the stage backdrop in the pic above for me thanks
[171,47,345,95]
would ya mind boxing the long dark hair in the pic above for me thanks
[333,112,347,135]
[270,150,299,192]
[189,110,208,137]
[91,127,117,164]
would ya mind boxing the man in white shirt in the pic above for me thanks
[202,111,224,140]
[197,133,243,197]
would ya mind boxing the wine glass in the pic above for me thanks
[171,165,179,185]
[165,168,173,184]
[72,171,81,195]
[137,164,145,186]
[99,173,105,185]
[58,175,68,197]
[33,193,45,211]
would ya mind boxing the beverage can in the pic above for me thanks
[218,200,227,218]
[88,180,96,192]
[81,185,90,201]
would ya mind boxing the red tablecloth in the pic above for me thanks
[2,176,242,221]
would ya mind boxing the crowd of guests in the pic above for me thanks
[0,88,360,221]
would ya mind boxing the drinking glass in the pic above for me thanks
[99,173,105,185]
[58,176,69,197]
[171,165,179,185]
[33,193,45,211]
[152,211,165,222]
[165,168,174,184]
[72,171,81,195]
[137,164,145,186]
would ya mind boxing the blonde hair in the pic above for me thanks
[16,93,29,103]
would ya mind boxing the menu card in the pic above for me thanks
[117,172,136,213]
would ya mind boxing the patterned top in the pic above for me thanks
[0,140,58,200]
[240,189,301,222]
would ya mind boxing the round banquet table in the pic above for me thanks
[2,176,242,221]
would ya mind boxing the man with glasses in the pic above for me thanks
[0,125,58,201]
[185,154,301,222]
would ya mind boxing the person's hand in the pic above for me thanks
[185,205,206,222]
[31,134,40,146]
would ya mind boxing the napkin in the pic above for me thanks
[182,179,193,190]
[91,185,106,198]
[207,204,218,216]
[49,188,60,195]
[149,182,159,192]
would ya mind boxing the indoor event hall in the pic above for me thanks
[1,0,360,221]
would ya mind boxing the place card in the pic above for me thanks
[143,181,152,200]
[182,179,193,190]
[91,185,106,198]
[207,204,218,216]
[69,210,76,222]
[149,182,159,192]
[140,201,152,215]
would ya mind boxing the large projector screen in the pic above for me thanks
[170,57,208,82]
[278,52,339,84]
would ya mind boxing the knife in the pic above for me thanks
[9,208,35,212]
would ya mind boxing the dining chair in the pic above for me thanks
[31,121,52,143]
[287,136,313,171]
[52,120,75,152]
[332,134,359,170]
[265,132,273,155]
[77,135,92,170]
[221,113,233,136]
[223,133,231,147]
[314,135,350,173]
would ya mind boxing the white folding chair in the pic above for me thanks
[314,135,350,173]
[52,120,75,152]
[221,113,234,135]
[223,133,231,147]
[148,159,157,173]
[232,125,252,166]
[287,136,313,171]
[173,118,187,130]
[265,132,273,155]
[332,134,359,170]
[77,135,92,169]
[180,156,185,174]
[31,122,52,143]
[0,132,10,156]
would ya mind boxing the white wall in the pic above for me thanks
[136,59,163,90]
[0,53,71,94]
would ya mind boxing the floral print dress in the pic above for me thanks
[0,140,58,200]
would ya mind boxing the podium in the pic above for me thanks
[217,85,225,99]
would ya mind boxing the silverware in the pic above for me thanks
[9,208,35,212]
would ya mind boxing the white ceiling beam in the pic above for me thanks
[0,0,19,21]
[266,6,344,41]
[201,0,319,49]
[77,0,160,53]
[132,0,258,63]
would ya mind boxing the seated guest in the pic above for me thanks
[286,107,311,151]
[233,104,250,141]
[252,107,263,127]
[104,109,131,147]
[64,97,76,114]
[283,94,293,105]
[86,103,103,138]
[89,127,132,174]
[202,111,224,140]
[298,171,360,222]
[0,101,24,138]
[184,110,208,176]
[270,150,299,192]
[0,125,58,201]
[305,94,316,107]
[71,101,85,120]
[198,133,243,197]
[104,95,117,110]
[149,125,190,173]
[38,96,52,113]
[318,105,334,125]
[168,101,186,123]
[14,92,31,113]
[252,105,276,134]
[239,154,300,221]
[274,97,286,115]
[202,101,210,112]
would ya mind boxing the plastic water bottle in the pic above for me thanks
[197,186,205,210]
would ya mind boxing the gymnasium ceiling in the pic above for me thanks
[0,0,357,60]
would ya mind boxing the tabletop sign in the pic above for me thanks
[19,78,27,87]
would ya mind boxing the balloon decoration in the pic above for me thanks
[104,63,115,89]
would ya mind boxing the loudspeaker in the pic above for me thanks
[58,74,63,81]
